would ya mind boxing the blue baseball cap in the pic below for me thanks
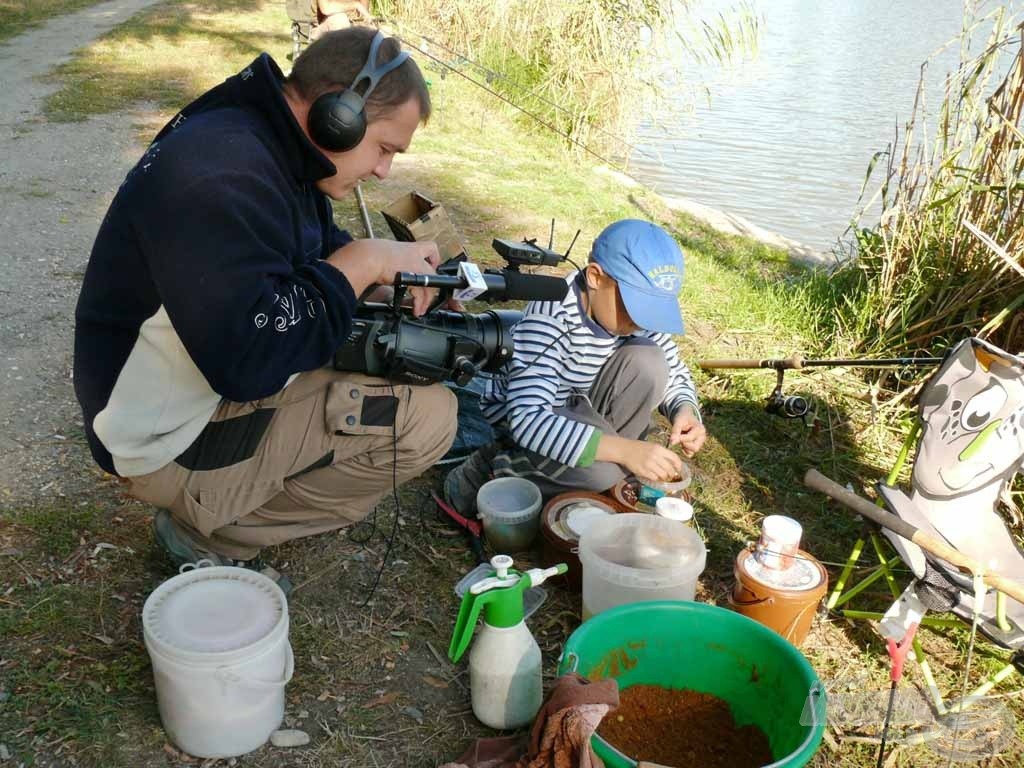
[590,219,685,334]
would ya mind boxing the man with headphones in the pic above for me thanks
[74,28,455,591]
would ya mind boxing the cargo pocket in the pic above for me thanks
[326,379,401,437]
[183,480,284,538]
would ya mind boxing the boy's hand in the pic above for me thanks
[603,437,682,482]
[669,404,706,457]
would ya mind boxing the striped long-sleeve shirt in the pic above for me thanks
[480,274,699,468]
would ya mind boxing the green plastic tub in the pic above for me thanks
[558,600,826,767]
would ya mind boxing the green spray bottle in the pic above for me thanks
[449,555,568,729]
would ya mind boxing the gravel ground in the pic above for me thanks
[0,0,165,507]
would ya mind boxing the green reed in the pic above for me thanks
[373,0,760,161]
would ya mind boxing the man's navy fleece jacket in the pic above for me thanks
[74,54,356,477]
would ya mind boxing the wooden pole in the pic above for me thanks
[804,468,1024,605]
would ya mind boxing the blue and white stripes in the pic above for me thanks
[481,275,699,467]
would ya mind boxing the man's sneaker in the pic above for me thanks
[152,510,292,599]
[153,509,233,568]
[253,563,294,600]
[443,442,500,518]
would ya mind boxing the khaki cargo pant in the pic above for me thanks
[126,368,457,561]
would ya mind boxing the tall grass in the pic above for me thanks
[372,0,760,160]
[824,5,1024,357]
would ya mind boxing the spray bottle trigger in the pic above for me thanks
[470,575,520,594]
[449,587,497,663]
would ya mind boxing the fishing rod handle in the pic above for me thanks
[698,356,804,371]
[803,469,1024,604]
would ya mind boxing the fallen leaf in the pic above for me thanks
[362,691,399,709]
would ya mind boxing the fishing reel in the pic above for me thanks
[765,369,811,424]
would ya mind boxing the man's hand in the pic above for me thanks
[597,434,682,481]
[327,239,441,316]
[669,404,706,457]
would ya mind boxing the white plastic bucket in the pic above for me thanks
[578,513,707,619]
[142,564,293,758]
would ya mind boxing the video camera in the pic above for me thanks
[333,237,569,386]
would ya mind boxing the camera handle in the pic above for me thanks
[387,257,464,317]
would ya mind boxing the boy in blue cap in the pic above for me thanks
[444,219,706,514]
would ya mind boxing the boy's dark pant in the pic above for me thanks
[492,337,669,498]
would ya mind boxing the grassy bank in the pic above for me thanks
[3,2,1023,767]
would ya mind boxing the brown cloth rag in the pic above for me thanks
[440,673,620,768]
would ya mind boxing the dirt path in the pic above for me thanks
[0,0,165,505]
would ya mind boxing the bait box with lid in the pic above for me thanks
[634,462,692,505]
[540,492,621,592]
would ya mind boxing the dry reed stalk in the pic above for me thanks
[837,6,1024,357]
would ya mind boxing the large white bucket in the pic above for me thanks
[142,564,293,758]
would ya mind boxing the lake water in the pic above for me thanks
[627,0,987,254]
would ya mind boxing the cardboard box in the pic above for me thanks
[381,192,467,263]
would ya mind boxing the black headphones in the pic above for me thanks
[307,31,411,153]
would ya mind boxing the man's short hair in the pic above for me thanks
[286,27,431,123]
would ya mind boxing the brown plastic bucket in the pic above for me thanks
[540,492,621,593]
[727,548,828,647]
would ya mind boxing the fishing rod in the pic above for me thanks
[699,354,944,422]
[395,36,628,170]
[395,27,662,166]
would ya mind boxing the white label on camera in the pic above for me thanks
[454,262,488,301]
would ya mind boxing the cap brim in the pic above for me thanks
[619,282,685,335]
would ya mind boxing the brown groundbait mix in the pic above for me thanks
[597,685,774,768]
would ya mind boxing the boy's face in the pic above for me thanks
[584,264,639,336]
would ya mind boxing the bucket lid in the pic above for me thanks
[740,549,824,591]
[543,493,619,545]
[143,565,286,655]
[654,496,694,522]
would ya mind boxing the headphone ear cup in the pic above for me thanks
[308,89,367,152]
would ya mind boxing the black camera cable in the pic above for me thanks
[348,383,403,608]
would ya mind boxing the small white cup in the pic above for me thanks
[756,515,802,570]
[655,496,695,526]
